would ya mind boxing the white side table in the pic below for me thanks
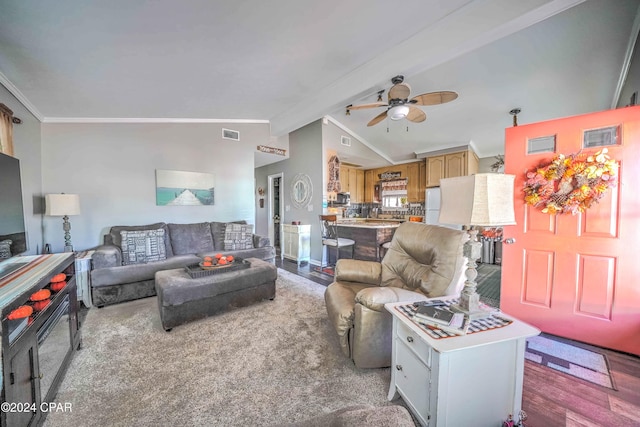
[281,224,311,266]
[385,301,540,427]
[75,250,94,308]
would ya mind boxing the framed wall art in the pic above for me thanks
[156,169,215,206]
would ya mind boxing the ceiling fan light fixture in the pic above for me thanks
[388,105,410,120]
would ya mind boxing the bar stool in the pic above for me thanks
[319,215,355,267]
[378,241,391,261]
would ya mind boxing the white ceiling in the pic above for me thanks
[1,0,638,167]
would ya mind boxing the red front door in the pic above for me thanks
[501,106,640,356]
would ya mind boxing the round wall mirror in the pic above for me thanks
[291,173,313,209]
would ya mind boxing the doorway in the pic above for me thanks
[502,106,640,355]
[268,173,283,257]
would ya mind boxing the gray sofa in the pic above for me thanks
[90,221,275,307]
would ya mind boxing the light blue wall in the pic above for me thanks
[255,120,324,263]
[40,122,270,253]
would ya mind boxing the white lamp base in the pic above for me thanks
[451,228,493,320]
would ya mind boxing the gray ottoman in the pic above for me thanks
[155,257,277,331]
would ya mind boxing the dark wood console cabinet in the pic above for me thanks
[0,254,81,427]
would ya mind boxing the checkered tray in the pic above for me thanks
[395,299,513,339]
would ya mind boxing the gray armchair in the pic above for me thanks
[324,222,468,368]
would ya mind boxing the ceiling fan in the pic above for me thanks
[346,75,458,127]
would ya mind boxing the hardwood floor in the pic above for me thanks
[523,347,640,426]
[275,257,640,427]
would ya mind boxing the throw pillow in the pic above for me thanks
[167,222,214,255]
[223,224,254,251]
[120,229,167,265]
[211,220,247,250]
[0,240,12,259]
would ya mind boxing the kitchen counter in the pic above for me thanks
[336,220,401,228]
[335,222,398,261]
[337,216,423,224]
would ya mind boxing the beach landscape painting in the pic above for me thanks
[156,169,215,206]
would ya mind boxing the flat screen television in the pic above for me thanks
[0,152,28,259]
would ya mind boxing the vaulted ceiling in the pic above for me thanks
[1,0,638,167]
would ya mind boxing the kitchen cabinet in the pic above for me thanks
[385,302,539,426]
[354,169,364,203]
[339,166,365,203]
[406,161,425,203]
[426,149,479,187]
[364,170,375,203]
[281,224,311,266]
[419,161,426,194]
[339,166,349,193]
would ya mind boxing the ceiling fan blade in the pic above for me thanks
[406,106,426,123]
[348,102,388,110]
[410,91,458,106]
[388,83,411,100]
[367,110,388,126]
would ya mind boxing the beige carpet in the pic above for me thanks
[43,269,400,426]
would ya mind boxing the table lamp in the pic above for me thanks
[439,174,515,319]
[45,193,81,252]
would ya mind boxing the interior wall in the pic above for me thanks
[617,29,640,108]
[478,155,504,173]
[0,85,43,255]
[41,122,270,253]
[255,120,324,263]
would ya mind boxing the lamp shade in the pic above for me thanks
[45,194,81,216]
[438,173,516,226]
[388,105,410,120]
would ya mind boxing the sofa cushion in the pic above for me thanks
[91,254,201,288]
[120,229,167,265]
[168,222,215,255]
[210,220,247,250]
[223,223,254,250]
[108,223,173,257]
[381,222,467,297]
[324,281,375,356]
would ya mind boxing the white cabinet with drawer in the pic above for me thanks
[281,224,311,266]
[386,302,540,427]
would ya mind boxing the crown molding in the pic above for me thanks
[41,117,270,124]
[611,2,640,109]
[0,71,44,121]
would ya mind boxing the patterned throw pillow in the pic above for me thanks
[0,240,12,259]
[120,229,167,265]
[223,224,254,250]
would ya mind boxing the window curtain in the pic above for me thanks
[0,103,14,156]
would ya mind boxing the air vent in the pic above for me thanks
[222,128,240,141]
[341,136,351,147]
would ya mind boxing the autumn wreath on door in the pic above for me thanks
[523,148,618,215]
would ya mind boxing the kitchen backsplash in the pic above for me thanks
[343,203,425,218]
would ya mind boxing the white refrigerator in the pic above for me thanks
[424,187,441,225]
[424,187,462,230]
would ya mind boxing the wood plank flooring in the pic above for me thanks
[276,257,640,427]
